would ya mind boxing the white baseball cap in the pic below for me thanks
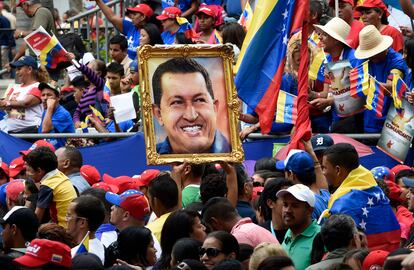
[276,184,316,207]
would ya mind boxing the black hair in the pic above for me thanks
[107,62,125,77]
[295,170,317,186]
[159,210,202,269]
[24,147,58,174]
[323,143,359,172]
[405,40,414,80]
[109,35,128,51]
[222,22,246,50]
[91,59,107,78]
[142,23,164,45]
[253,170,284,183]
[396,170,414,183]
[213,259,243,270]
[238,243,254,262]
[200,174,227,204]
[202,197,238,225]
[206,231,239,259]
[81,188,112,214]
[320,214,357,251]
[257,256,294,270]
[234,164,249,197]
[175,32,194,44]
[172,238,202,264]
[343,249,369,265]
[327,263,354,270]
[254,157,277,172]
[149,173,178,210]
[190,164,206,179]
[0,255,19,270]
[258,178,292,221]
[152,57,214,107]
[60,146,83,169]
[310,0,324,23]
[42,264,70,270]
[118,227,153,267]
[384,248,413,270]
[73,195,105,232]
[172,259,207,270]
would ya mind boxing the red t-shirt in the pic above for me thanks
[381,25,404,53]
[347,20,364,49]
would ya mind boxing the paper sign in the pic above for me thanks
[377,100,414,163]
[110,91,136,123]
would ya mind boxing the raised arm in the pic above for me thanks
[400,0,414,19]
[94,0,124,32]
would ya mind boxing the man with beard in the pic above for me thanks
[277,184,320,270]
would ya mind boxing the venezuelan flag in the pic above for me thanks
[239,1,253,31]
[103,80,111,103]
[74,231,89,256]
[365,76,385,118]
[392,75,407,115]
[322,166,400,251]
[349,61,370,98]
[308,31,320,47]
[235,0,307,134]
[309,51,325,82]
[89,105,105,121]
[39,35,67,69]
[275,90,297,124]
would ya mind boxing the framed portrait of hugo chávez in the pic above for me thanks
[138,45,244,165]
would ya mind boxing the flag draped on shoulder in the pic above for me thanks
[366,77,385,118]
[322,166,400,252]
[24,26,67,69]
[275,90,297,124]
[235,0,309,134]
[392,75,408,115]
[350,61,370,98]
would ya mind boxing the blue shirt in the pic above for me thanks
[225,0,242,17]
[122,19,141,59]
[67,172,91,195]
[202,0,223,4]
[39,105,75,149]
[237,201,257,223]
[162,0,193,13]
[364,48,412,133]
[106,120,134,132]
[312,189,330,221]
[156,130,230,154]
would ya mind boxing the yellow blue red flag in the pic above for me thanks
[74,231,89,256]
[392,75,408,115]
[239,1,253,31]
[366,76,385,118]
[349,61,370,98]
[275,90,297,124]
[235,0,308,134]
[309,51,325,82]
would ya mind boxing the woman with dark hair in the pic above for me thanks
[157,209,207,269]
[221,22,245,50]
[355,0,403,53]
[140,23,164,46]
[258,178,292,243]
[117,227,157,268]
[342,249,369,270]
[200,231,240,270]
[170,238,202,268]
[37,223,74,248]
[257,256,295,270]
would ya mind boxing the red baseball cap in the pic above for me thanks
[385,180,403,202]
[13,239,72,268]
[156,7,182,21]
[362,250,389,270]
[134,169,160,187]
[391,165,413,180]
[196,6,215,17]
[355,0,390,16]
[80,165,101,185]
[20,140,56,156]
[126,3,154,18]
[103,174,140,194]
[105,189,150,220]
[0,160,9,177]
[92,182,119,194]
[328,0,354,7]
[16,0,29,7]
[6,180,24,202]
[8,156,25,178]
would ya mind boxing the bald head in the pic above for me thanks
[55,146,83,174]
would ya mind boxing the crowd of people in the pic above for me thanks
[0,0,414,269]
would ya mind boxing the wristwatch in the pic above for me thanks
[18,32,23,38]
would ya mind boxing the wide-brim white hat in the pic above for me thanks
[355,25,393,59]
[314,17,351,47]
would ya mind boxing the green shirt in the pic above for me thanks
[282,220,321,270]
[182,184,200,208]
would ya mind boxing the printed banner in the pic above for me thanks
[327,60,365,117]
[377,100,414,163]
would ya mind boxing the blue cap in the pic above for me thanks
[105,189,144,206]
[10,56,38,69]
[311,134,334,152]
[275,149,304,171]
[129,60,138,72]
[285,151,314,174]
[371,166,392,181]
[0,182,10,206]
[403,177,414,188]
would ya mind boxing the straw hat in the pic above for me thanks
[355,25,393,59]
[314,17,350,47]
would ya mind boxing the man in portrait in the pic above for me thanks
[152,57,230,154]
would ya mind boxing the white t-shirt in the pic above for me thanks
[71,237,105,264]
[2,82,43,132]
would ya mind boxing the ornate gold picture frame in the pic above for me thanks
[138,44,244,165]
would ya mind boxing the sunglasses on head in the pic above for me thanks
[199,247,222,257]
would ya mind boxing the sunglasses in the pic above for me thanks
[199,247,222,257]
[253,181,263,187]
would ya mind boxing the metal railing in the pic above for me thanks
[66,0,129,63]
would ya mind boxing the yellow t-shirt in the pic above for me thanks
[146,212,172,243]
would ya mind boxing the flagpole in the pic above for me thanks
[335,0,339,17]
